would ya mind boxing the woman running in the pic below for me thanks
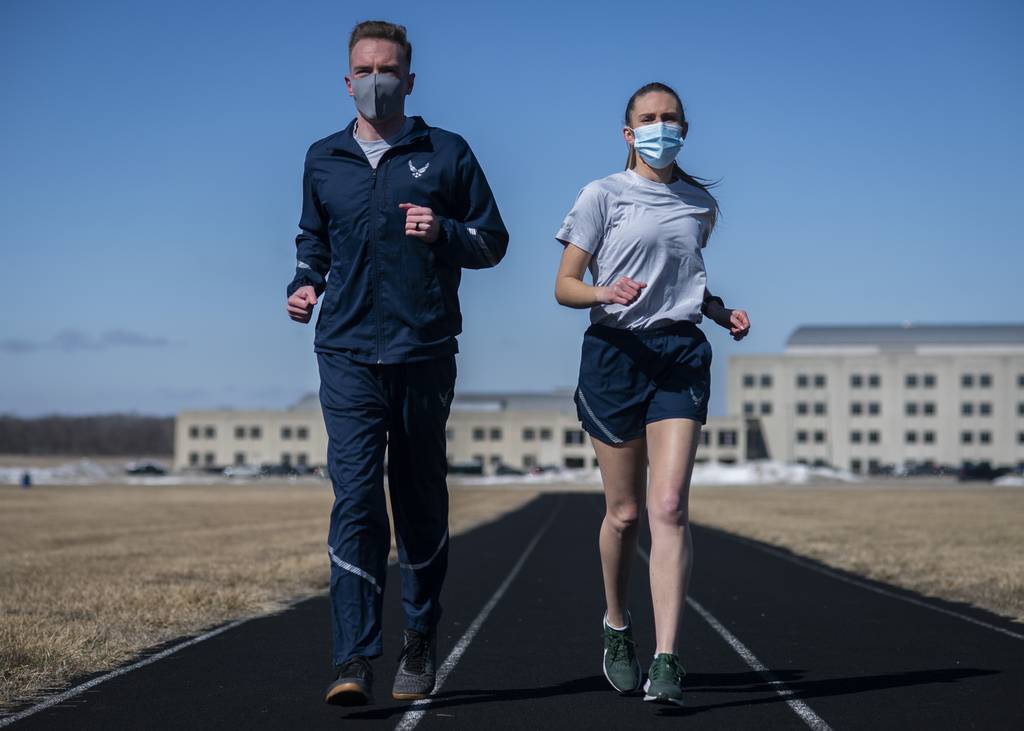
[554,81,750,705]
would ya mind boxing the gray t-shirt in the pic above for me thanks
[354,117,414,169]
[556,169,716,330]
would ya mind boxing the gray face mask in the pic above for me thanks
[350,73,406,121]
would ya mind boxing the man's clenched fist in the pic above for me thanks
[400,202,440,243]
[287,285,317,323]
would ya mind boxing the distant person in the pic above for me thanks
[554,82,750,705]
[21,471,32,489]
[285,20,508,706]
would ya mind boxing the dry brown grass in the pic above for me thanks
[0,482,536,710]
[689,483,1024,624]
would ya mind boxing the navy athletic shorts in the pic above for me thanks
[574,321,712,445]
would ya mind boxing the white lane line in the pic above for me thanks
[0,617,251,728]
[638,545,833,731]
[394,499,563,731]
[711,529,1024,642]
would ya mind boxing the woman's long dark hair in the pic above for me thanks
[625,82,719,233]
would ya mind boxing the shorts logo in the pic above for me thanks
[689,383,707,408]
[409,160,430,179]
[439,387,453,408]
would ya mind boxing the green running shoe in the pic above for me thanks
[644,653,685,705]
[602,613,641,693]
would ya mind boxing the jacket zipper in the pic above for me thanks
[370,166,383,364]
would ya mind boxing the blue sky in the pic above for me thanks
[1,0,1022,416]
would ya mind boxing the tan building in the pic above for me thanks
[175,390,761,474]
[729,324,1024,473]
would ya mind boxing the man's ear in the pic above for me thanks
[680,120,689,139]
[344,74,354,97]
[406,72,416,95]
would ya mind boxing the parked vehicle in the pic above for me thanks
[494,463,525,476]
[223,464,262,479]
[448,461,484,476]
[125,462,167,475]
[957,461,1011,482]
[260,463,301,477]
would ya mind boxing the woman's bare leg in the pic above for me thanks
[644,418,701,654]
[591,436,647,628]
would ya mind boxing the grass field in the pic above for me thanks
[2,479,1022,711]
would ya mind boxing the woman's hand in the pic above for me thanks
[721,308,750,341]
[597,276,647,306]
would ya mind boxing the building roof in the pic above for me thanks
[786,324,1024,352]
[290,393,321,411]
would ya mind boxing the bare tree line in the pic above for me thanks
[0,415,174,455]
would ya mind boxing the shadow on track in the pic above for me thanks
[343,667,996,721]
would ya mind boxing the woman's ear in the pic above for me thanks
[623,126,634,145]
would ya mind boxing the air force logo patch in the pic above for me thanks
[409,160,430,179]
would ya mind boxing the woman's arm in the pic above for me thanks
[555,243,646,309]
[703,286,751,341]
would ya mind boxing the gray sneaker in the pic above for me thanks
[392,629,437,700]
[643,653,685,705]
[602,613,641,693]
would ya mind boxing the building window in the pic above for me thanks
[813,402,827,416]
[250,426,262,439]
[923,402,936,416]
[297,427,309,440]
[204,426,216,439]
[234,426,245,439]
[1019,374,1024,388]
[523,454,537,469]
[719,430,738,447]
[760,374,773,388]
[850,402,863,416]
[851,431,863,444]
[868,459,882,473]
[868,431,880,444]
[961,431,973,444]
[204,452,215,466]
[472,454,484,464]
[760,402,773,416]
[923,431,935,444]
[796,402,809,416]
[522,428,536,441]
[961,374,973,388]
[850,374,863,388]
[796,431,808,444]
[1019,432,1024,444]
[472,427,485,441]
[868,374,881,388]
[489,428,503,441]
[961,402,973,417]
[850,458,863,474]
[979,373,992,388]
[905,374,918,388]
[297,453,308,467]
[1019,402,1024,416]
[924,374,936,388]
[189,426,199,439]
[701,431,711,446]
[564,429,585,446]
[281,427,293,440]
[446,429,454,440]
[234,452,245,466]
[979,431,991,445]
[812,459,828,468]
[979,402,992,417]
[564,456,586,469]
[868,402,881,416]
[905,402,918,416]
[743,374,755,388]
[813,431,826,444]
[189,452,199,466]
[489,455,502,466]
[905,431,917,444]
[540,428,553,441]
[743,402,755,415]
[814,374,827,388]
[796,374,809,388]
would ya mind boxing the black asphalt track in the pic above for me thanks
[5,493,1022,730]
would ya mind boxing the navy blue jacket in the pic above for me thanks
[287,116,509,364]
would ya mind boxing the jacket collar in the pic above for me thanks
[328,116,430,156]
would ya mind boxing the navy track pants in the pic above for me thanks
[317,350,455,666]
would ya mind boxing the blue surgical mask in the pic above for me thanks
[632,122,683,169]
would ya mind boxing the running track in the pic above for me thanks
[3,493,1022,730]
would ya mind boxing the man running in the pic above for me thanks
[285,20,508,706]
